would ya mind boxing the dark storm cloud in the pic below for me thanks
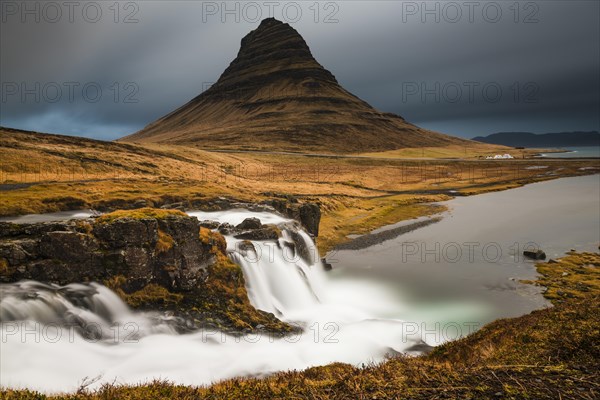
[1,0,598,140]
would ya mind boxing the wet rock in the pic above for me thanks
[199,220,220,230]
[0,241,31,267]
[93,218,157,248]
[287,228,312,263]
[40,231,99,264]
[299,203,321,237]
[524,249,546,260]
[234,225,281,241]
[218,222,236,235]
[236,217,262,230]
[236,240,256,254]
[281,240,296,258]
[268,200,321,237]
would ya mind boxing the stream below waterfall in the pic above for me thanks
[1,174,599,393]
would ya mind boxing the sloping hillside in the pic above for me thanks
[122,18,474,153]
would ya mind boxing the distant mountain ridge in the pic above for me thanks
[473,131,600,148]
[121,18,474,153]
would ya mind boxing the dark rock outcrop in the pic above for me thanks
[299,203,321,237]
[0,215,214,291]
[268,200,321,237]
[0,210,297,335]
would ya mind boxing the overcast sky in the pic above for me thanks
[1,0,598,140]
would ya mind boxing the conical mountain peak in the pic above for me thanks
[214,18,336,88]
[238,18,311,59]
[122,19,469,153]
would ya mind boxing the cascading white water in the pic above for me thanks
[0,281,179,340]
[227,230,322,317]
[0,210,427,393]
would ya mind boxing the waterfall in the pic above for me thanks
[227,224,324,318]
[0,209,427,393]
[0,281,178,340]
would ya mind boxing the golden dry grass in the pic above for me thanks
[2,127,599,254]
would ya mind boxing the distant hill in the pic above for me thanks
[472,131,600,148]
[121,18,475,154]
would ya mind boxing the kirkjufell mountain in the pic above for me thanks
[122,18,471,153]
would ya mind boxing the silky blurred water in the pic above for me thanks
[331,174,600,333]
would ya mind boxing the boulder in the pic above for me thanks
[287,228,312,263]
[234,225,281,241]
[524,249,546,260]
[268,200,321,237]
[218,222,236,235]
[299,203,321,237]
[199,220,220,230]
[236,217,262,230]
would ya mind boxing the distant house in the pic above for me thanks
[486,154,514,159]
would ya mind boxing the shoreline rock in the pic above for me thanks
[524,249,547,260]
[334,217,443,251]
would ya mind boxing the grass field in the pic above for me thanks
[2,127,599,254]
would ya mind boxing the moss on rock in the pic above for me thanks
[190,233,295,334]
[96,208,186,223]
[0,257,9,276]
[105,275,183,308]
[155,229,174,254]
[199,227,227,254]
